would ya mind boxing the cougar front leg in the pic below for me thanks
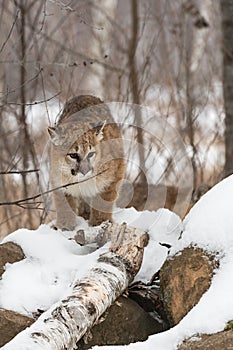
[66,194,90,220]
[53,189,78,231]
[89,186,117,226]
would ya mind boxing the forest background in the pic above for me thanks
[0,0,232,238]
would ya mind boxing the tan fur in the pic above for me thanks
[49,95,125,230]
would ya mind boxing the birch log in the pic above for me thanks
[1,223,148,350]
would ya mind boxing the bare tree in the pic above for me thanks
[0,0,225,236]
[221,0,233,177]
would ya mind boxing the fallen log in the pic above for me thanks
[1,222,148,350]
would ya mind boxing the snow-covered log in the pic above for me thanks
[1,223,148,350]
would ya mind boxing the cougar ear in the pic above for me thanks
[48,127,56,137]
[48,126,61,144]
[90,120,106,133]
[90,120,106,141]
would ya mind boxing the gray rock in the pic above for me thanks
[160,247,217,325]
[0,308,34,347]
[78,296,164,348]
[178,329,233,350]
[0,242,25,278]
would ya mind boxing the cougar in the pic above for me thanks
[48,95,125,231]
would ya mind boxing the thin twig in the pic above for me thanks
[0,212,22,227]
[0,169,39,175]
[39,65,51,125]
[0,170,107,208]
[0,68,43,99]
[0,10,19,55]
[2,92,60,107]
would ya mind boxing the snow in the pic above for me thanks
[1,175,233,349]
[0,224,107,315]
[172,173,233,254]
[0,208,181,317]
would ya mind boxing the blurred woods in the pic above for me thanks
[0,0,228,237]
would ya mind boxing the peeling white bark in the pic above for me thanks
[1,223,148,350]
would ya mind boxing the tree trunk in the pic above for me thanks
[129,0,147,188]
[221,0,233,177]
[1,223,148,350]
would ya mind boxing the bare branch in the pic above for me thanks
[0,170,107,208]
[2,92,60,107]
[0,169,39,175]
[0,68,43,99]
[0,10,19,55]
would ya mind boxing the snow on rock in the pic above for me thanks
[171,174,233,255]
[0,208,181,317]
[94,174,233,350]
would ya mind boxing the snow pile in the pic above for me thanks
[1,175,233,350]
[0,208,181,316]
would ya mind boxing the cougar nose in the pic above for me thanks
[78,159,91,175]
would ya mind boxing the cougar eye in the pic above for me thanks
[68,153,81,162]
[87,152,95,158]
[68,153,78,159]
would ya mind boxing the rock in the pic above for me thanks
[0,242,25,277]
[160,247,217,326]
[178,329,233,350]
[128,282,170,330]
[78,296,164,348]
[0,309,34,347]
